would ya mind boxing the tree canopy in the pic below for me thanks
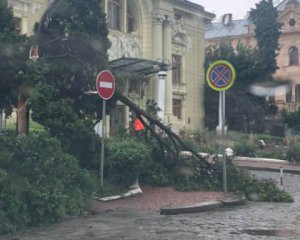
[250,0,281,75]
[0,0,27,116]
[204,0,282,134]
[29,0,113,168]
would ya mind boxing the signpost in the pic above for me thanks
[206,60,236,192]
[96,70,115,188]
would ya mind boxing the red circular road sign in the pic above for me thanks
[96,70,115,100]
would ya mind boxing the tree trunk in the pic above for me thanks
[17,94,28,135]
[0,108,2,133]
[115,90,211,168]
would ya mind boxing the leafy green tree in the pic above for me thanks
[0,0,24,127]
[283,109,300,131]
[205,42,269,133]
[30,0,113,168]
[250,0,281,75]
[205,1,281,133]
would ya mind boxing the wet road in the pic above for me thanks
[2,171,300,240]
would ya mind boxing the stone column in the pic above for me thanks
[163,18,173,120]
[152,13,164,102]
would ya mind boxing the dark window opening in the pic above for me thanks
[289,46,299,66]
[286,87,292,103]
[108,0,120,30]
[295,85,300,102]
[172,54,182,85]
[289,18,296,27]
[14,17,22,34]
[173,99,182,120]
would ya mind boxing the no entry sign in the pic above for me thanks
[96,70,115,100]
[206,60,236,91]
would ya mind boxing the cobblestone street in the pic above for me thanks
[2,171,300,240]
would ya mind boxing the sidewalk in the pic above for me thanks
[94,185,228,212]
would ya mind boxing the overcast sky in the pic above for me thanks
[189,0,262,20]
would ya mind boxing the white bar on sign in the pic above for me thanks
[99,81,113,89]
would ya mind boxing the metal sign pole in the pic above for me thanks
[221,91,227,192]
[100,100,106,188]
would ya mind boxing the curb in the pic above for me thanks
[95,186,143,202]
[236,165,300,175]
[160,194,247,215]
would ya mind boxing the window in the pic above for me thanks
[107,0,120,30]
[289,18,296,27]
[127,12,134,32]
[289,46,299,66]
[286,87,292,103]
[172,54,182,85]
[14,17,22,35]
[127,1,135,33]
[295,85,300,102]
[173,99,182,119]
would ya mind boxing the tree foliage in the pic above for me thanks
[283,109,300,131]
[0,0,27,115]
[29,0,114,168]
[205,0,281,133]
[0,131,97,234]
[205,42,270,133]
[250,0,281,75]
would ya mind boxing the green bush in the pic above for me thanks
[106,137,149,187]
[140,160,170,186]
[234,140,257,157]
[286,143,300,163]
[174,157,293,202]
[0,132,97,234]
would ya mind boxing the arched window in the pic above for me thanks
[127,0,138,33]
[107,0,139,33]
[107,0,120,30]
[289,46,299,66]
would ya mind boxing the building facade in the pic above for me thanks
[205,0,300,113]
[8,0,49,36]
[105,0,214,133]
[8,0,214,133]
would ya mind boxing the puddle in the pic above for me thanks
[239,229,300,237]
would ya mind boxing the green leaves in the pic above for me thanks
[106,137,150,187]
[250,0,281,75]
[0,131,97,234]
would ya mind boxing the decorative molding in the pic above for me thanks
[171,18,192,52]
[31,3,43,14]
[153,12,165,24]
[8,0,44,14]
[108,31,141,61]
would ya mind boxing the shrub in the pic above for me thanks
[140,160,170,186]
[234,140,257,157]
[0,132,97,234]
[286,143,300,163]
[174,157,293,202]
[106,137,149,187]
